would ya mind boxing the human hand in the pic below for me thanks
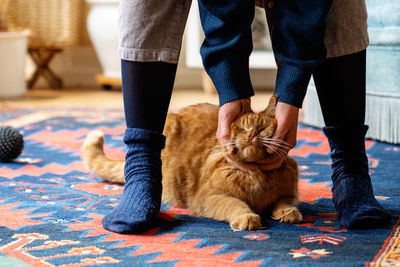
[216,98,250,145]
[257,101,299,171]
[217,98,251,172]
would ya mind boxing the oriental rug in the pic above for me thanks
[0,106,399,267]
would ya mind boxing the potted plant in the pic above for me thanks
[0,0,29,98]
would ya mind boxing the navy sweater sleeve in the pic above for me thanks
[270,0,333,108]
[198,0,255,106]
[199,0,333,108]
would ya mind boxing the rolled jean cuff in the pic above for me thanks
[273,62,313,108]
[208,60,255,106]
[119,47,180,64]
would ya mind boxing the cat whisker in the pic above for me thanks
[227,140,249,144]
[258,137,292,147]
[267,144,290,155]
[212,140,249,149]
[259,137,290,142]
[264,142,289,157]
[261,144,292,154]
[260,144,292,155]
[212,142,237,149]
[262,144,286,159]
[210,141,242,152]
[260,140,293,150]
[259,137,292,145]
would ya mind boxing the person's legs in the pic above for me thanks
[102,0,191,234]
[102,61,176,234]
[121,61,176,132]
[314,50,366,127]
[313,50,391,229]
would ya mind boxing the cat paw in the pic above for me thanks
[230,213,262,231]
[272,207,302,224]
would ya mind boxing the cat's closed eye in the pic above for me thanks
[259,128,273,137]
[259,123,276,137]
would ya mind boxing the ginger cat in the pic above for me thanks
[81,95,302,231]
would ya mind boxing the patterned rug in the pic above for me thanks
[0,106,399,267]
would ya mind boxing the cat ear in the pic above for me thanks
[240,98,253,114]
[263,94,278,117]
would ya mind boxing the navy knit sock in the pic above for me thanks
[323,125,391,229]
[102,128,165,234]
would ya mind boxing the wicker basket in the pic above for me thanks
[7,0,85,48]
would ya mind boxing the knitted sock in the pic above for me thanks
[102,128,165,234]
[323,125,391,229]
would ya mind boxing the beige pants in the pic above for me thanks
[319,0,369,58]
[119,0,368,63]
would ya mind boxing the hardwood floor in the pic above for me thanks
[1,86,274,112]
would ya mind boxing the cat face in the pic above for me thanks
[230,112,277,162]
[228,95,278,162]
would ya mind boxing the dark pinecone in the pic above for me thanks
[0,126,24,162]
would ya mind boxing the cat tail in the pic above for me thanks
[81,130,125,184]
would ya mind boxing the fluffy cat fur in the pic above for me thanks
[81,95,302,231]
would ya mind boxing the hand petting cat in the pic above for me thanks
[217,98,252,173]
[217,98,299,172]
[216,99,245,146]
[257,101,299,171]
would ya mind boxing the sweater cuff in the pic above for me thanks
[208,60,255,106]
[273,62,313,108]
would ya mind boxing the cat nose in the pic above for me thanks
[249,134,259,144]
[248,131,256,140]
